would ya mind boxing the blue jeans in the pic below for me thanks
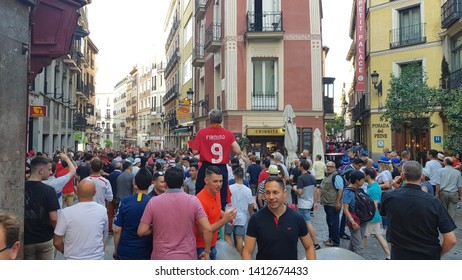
[197,246,217,260]
[324,205,340,245]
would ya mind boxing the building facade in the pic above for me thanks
[94,92,114,149]
[29,4,97,153]
[191,0,326,156]
[112,76,129,149]
[148,61,167,150]
[163,0,194,150]
[348,0,445,161]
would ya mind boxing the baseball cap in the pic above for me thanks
[378,156,391,164]
[133,158,141,164]
[28,150,36,156]
[341,158,350,165]
[267,165,280,175]
[391,157,400,166]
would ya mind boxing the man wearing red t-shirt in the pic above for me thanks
[192,109,243,210]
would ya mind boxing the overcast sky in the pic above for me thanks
[88,0,353,105]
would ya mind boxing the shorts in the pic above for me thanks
[297,208,312,222]
[364,222,381,237]
[224,224,246,235]
[249,184,257,196]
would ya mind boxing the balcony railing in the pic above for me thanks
[246,11,283,32]
[163,84,179,105]
[164,48,180,78]
[195,0,206,18]
[251,92,278,110]
[448,68,462,89]
[442,0,462,29]
[192,44,205,67]
[389,23,426,49]
[205,22,222,52]
[165,18,180,50]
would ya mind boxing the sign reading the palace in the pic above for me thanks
[247,128,285,136]
[29,106,47,117]
[355,0,366,93]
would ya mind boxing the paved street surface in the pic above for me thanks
[56,202,462,260]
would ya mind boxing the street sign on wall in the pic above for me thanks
[29,106,48,117]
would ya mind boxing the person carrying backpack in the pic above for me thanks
[342,170,369,255]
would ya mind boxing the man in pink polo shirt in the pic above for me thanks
[138,166,212,260]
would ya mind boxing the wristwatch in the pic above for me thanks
[348,218,355,222]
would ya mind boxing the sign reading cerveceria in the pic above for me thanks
[247,128,285,136]
[372,123,389,139]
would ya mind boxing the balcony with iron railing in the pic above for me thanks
[442,0,462,29]
[195,0,206,18]
[389,23,426,49]
[246,11,284,39]
[163,84,179,106]
[192,43,205,67]
[164,48,180,78]
[165,18,180,50]
[205,22,222,53]
[251,92,278,110]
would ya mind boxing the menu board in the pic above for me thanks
[301,128,312,154]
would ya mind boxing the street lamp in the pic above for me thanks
[186,88,209,110]
[187,88,209,139]
[160,112,165,149]
[371,71,382,96]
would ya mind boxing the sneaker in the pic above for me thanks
[324,240,339,247]
[340,233,350,240]
[323,239,332,245]
[314,243,321,250]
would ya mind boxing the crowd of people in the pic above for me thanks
[5,110,459,260]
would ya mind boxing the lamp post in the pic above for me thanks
[160,112,165,150]
[371,70,382,96]
[186,88,209,138]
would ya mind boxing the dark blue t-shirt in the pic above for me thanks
[114,193,152,259]
[246,164,262,185]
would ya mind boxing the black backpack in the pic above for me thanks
[346,187,376,222]
[332,172,349,189]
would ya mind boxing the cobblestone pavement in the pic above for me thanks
[56,202,462,260]
[306,202,462,260]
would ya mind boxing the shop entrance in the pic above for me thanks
[393,118,430,165]
[247,136,284,157]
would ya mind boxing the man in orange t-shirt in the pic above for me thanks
[195,166,236,260]
[191,109,243,210]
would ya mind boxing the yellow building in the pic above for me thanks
[348,0,445,162]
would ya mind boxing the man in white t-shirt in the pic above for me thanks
[224,167,253,254]
[42,153,76,209]
[53,178,108,260]
[423,149,443,190]
[87,158,113,206]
